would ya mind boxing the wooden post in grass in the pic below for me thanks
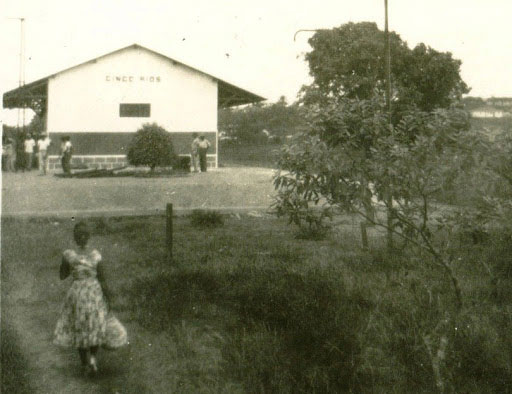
[166,203,173,262]
[360,222,369,250]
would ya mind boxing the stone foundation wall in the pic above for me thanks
[48,154,217,171]
[48,156,128,171]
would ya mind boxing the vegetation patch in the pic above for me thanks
[189,209,225,228]
[3,215,512,392]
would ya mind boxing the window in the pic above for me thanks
[119,103,151,117]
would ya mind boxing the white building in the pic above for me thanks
[470,106,506,118]
[3,44,264,170]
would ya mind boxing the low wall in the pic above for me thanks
[48,154,217,171]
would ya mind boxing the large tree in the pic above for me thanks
[274,22,473,307]
[302,22,469,114]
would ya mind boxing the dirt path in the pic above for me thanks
[1,241,150,393]
[2,253,112,393]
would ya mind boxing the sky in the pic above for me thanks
[1,0,511,126]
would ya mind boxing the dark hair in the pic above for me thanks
[73,221,90,247]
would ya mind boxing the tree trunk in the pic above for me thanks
[386,194,394,251]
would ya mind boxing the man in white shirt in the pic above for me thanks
[60,136,73,174]
[37,134,51,175]
[190,133,200,172]
[24,135,36,171]
[197,135,211,172]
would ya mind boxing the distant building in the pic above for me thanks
[3,44,265,170]
[486,97,512,109]
[471,106,507,118]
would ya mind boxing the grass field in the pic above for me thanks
[3,213,512,392]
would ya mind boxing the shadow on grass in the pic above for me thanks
[128,266,372,393]
[1,324,34,394]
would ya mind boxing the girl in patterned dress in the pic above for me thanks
[54,221,111,375]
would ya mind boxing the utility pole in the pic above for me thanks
[20,18,26,133]
[384,1,391,120]
[384,0,394,251]
[8,17,26,130]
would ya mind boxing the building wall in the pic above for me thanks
[45,46,219,167]
[46,131,217,156]
[46,130,217,171]
[47,46,218,133]
[471,110,504,118]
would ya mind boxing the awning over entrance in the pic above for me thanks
[3,78,48,118]
[218,80,265,108]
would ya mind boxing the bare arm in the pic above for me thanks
[59,257,70,280]
[96,261,112,307]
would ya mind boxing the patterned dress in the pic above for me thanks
[54,249,108,348]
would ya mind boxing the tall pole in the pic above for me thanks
[12,17,26,130]
[384,0,394,251]
[384,1,391,121]
[19,18,25,87]
[20,18,26,133]
[166,203,173,263]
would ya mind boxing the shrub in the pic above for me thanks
[189,210,224,228]
[174,156,191,172]
[127,123,177,171]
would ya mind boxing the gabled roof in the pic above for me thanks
[3,43,265,109]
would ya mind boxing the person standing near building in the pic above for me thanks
[61,136,73,175]
[190,133,200,172]
[24,134,36,171]
[37,134,51,175]
[4,138,16,172]
[2,136,7,171]
[197,134,211,172]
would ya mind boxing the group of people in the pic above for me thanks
[1,134,52,174]
[4,132,210,175]
[1,134,73,175]
[190,133,211,172]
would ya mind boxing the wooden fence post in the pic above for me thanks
[360,221,369,251]
[166,203,173,262]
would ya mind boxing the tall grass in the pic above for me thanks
[121,214,512,392]
[3,216,512,392]
[129,266,372,392]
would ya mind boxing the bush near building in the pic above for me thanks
[127,123,178,171]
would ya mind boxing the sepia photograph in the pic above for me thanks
[1,0,512,392]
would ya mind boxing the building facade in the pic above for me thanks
[3,44,264,170]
